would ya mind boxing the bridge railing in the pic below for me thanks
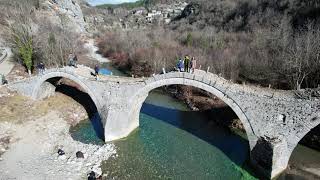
[150,66,300,99]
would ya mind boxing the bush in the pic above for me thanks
[2,0,86,73]
[10,22,34,74]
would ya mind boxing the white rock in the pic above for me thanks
[85,163,92,167]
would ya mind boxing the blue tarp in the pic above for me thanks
[99,68,112,75]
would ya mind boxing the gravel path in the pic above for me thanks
[0,48,14,76]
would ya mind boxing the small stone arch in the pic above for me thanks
[128,76,258,150]
[31,71,102,111]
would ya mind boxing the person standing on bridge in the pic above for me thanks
[73,54,78,68]
[176,58,184,72]
[190,57,197,73]
[184,55,190,73]
[94,64,100,80]
[37,62,45,75]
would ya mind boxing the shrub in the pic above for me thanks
[10,23,34,74]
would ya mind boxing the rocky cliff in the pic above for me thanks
[41,0,87,33]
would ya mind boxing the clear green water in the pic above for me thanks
[70,90,257,179]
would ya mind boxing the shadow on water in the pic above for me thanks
[141,102,250,167]
[55,84,105,141]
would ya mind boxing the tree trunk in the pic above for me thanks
[28,69,31,76]
[296,81,301,90]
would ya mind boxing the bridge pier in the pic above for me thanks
[103,92,149,142]
[250,136,289,179]
[102,104,138,142]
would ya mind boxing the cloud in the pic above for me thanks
[87,0,139,6]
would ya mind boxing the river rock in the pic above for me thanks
[76,151,84,158]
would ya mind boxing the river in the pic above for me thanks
[69,63,320,179]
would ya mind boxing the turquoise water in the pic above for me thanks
[70,90,257,179]
[99,68,112,75]
[101,63,126,76]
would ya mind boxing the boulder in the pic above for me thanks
[76,151,84,158]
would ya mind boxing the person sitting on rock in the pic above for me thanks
[68,53,77,68]
[87,171,96,180]
[0,74,7,85]
[57,149,65,156]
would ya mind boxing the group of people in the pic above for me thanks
[176,55,197,73]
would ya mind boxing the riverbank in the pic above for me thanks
[0,87,116,179]
[84,39,110,63]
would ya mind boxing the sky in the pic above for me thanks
[86,0,139,6]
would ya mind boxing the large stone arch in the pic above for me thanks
[286,117,320,164]
[31,71,102,111]
[127,76,258,150]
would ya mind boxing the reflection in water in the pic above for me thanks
[70,113,104,144]
[70,90,257,179]
[141,103,249,166]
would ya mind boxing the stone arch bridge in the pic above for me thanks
[7,66,320,179]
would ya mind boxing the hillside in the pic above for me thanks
[95,0,181,9]
[0,0,96,75]
[171,0,320,31]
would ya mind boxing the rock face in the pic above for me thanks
[175,2,200,20]
[42,0,87,33]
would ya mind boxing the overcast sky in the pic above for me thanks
[87,0,139,6]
